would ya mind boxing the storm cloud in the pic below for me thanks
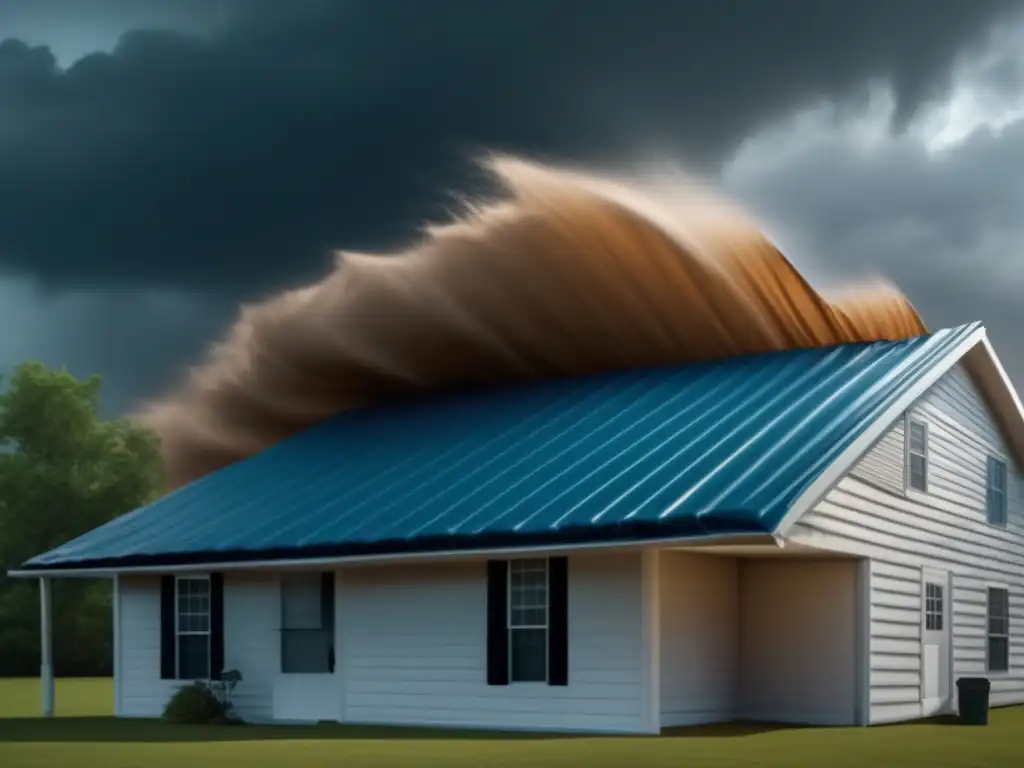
[0,0,1021,411]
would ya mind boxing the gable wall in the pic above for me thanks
[789,362,1024,723]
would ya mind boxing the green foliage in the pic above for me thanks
[0,361,165,677]
[162,682,227,725]
[162,671,245,725]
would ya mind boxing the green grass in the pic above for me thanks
[0,678,1020,767]
[0,677,114,719]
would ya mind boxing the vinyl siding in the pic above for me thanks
[117,554,644,731]
[790,363,1024,724]
[117,572,278,720]
[850,418,906,495]
[118,575,176,717]
[222,572,277,722]
[736,559,858,725]
[339,552,645,732]
[659,551,737,726]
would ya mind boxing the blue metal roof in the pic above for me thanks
[22,323,980,570]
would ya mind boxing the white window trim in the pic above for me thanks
[905,416,929,494]
[985,584,1011,675]
[924,582,944,632]
[507,557,549,685]
[986,456,1009,529]
[174,574,212,681]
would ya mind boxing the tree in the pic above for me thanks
[0,361,163,677]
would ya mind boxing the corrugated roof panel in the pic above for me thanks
[23,322,981,570]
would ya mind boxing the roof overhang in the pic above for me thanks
[775,324,1024,537]
[6,531,778,579]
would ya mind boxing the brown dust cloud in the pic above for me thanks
[137,156,927,490]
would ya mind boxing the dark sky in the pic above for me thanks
[0,0,1022,413]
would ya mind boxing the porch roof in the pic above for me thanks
[17,323,981,573]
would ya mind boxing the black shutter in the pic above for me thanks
[159,576,176,680]
[486,559,509,686]
[320,572,335,628]
[209,573,225,680]
[321,572,336,673]
[547,556,569,686]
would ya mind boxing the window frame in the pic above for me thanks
[924,582,944,632]
[906,417,929,493]
[986,585,1011,674]
[174,574,212,681]
[506,557,550,684]
[986,456,1009,528]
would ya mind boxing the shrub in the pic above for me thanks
[163,681,226,725]
[162,669,246,725]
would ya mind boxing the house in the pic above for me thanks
[10,321,1024,732]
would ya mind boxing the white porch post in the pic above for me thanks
[112,575,122,717]
[39,576,55,718]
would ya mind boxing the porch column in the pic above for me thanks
[40,576,55,718]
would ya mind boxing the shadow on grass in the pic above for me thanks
[661,721,808,739]
[0,717,805,743]
[899,714,968,727]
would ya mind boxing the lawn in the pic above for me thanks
[0,678,1020,767]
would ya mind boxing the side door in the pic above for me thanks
[920,568,952,716]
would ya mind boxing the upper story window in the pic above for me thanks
[907,419,929,492]
[986,456,1008,528]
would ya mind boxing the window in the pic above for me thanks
[987,456,1008,527]
[907,419,928,492]
[280,572,335,674]
[925,582,944,631]
[176,577,211,680]
[987,587,1010,673]
[508,558,548,683]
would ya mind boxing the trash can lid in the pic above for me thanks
[956,677,991,689]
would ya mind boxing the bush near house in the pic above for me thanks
[162,670,244,725]
[162,683,227,725]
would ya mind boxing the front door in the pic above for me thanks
[271,571,339,722]
[921,569,952,716]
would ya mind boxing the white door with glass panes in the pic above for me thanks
[271,571,339,722]
[921,569,952,716]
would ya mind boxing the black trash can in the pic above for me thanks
[956,677,991,725]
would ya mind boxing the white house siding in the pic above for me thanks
[789,363,1024,724]
[736,559,858,725]
[338,552,646,733]
[658,551,738,727]
[118,575,175,717]
[117,572,278,720]
[222,572,278,722]
[849,418,905,495]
